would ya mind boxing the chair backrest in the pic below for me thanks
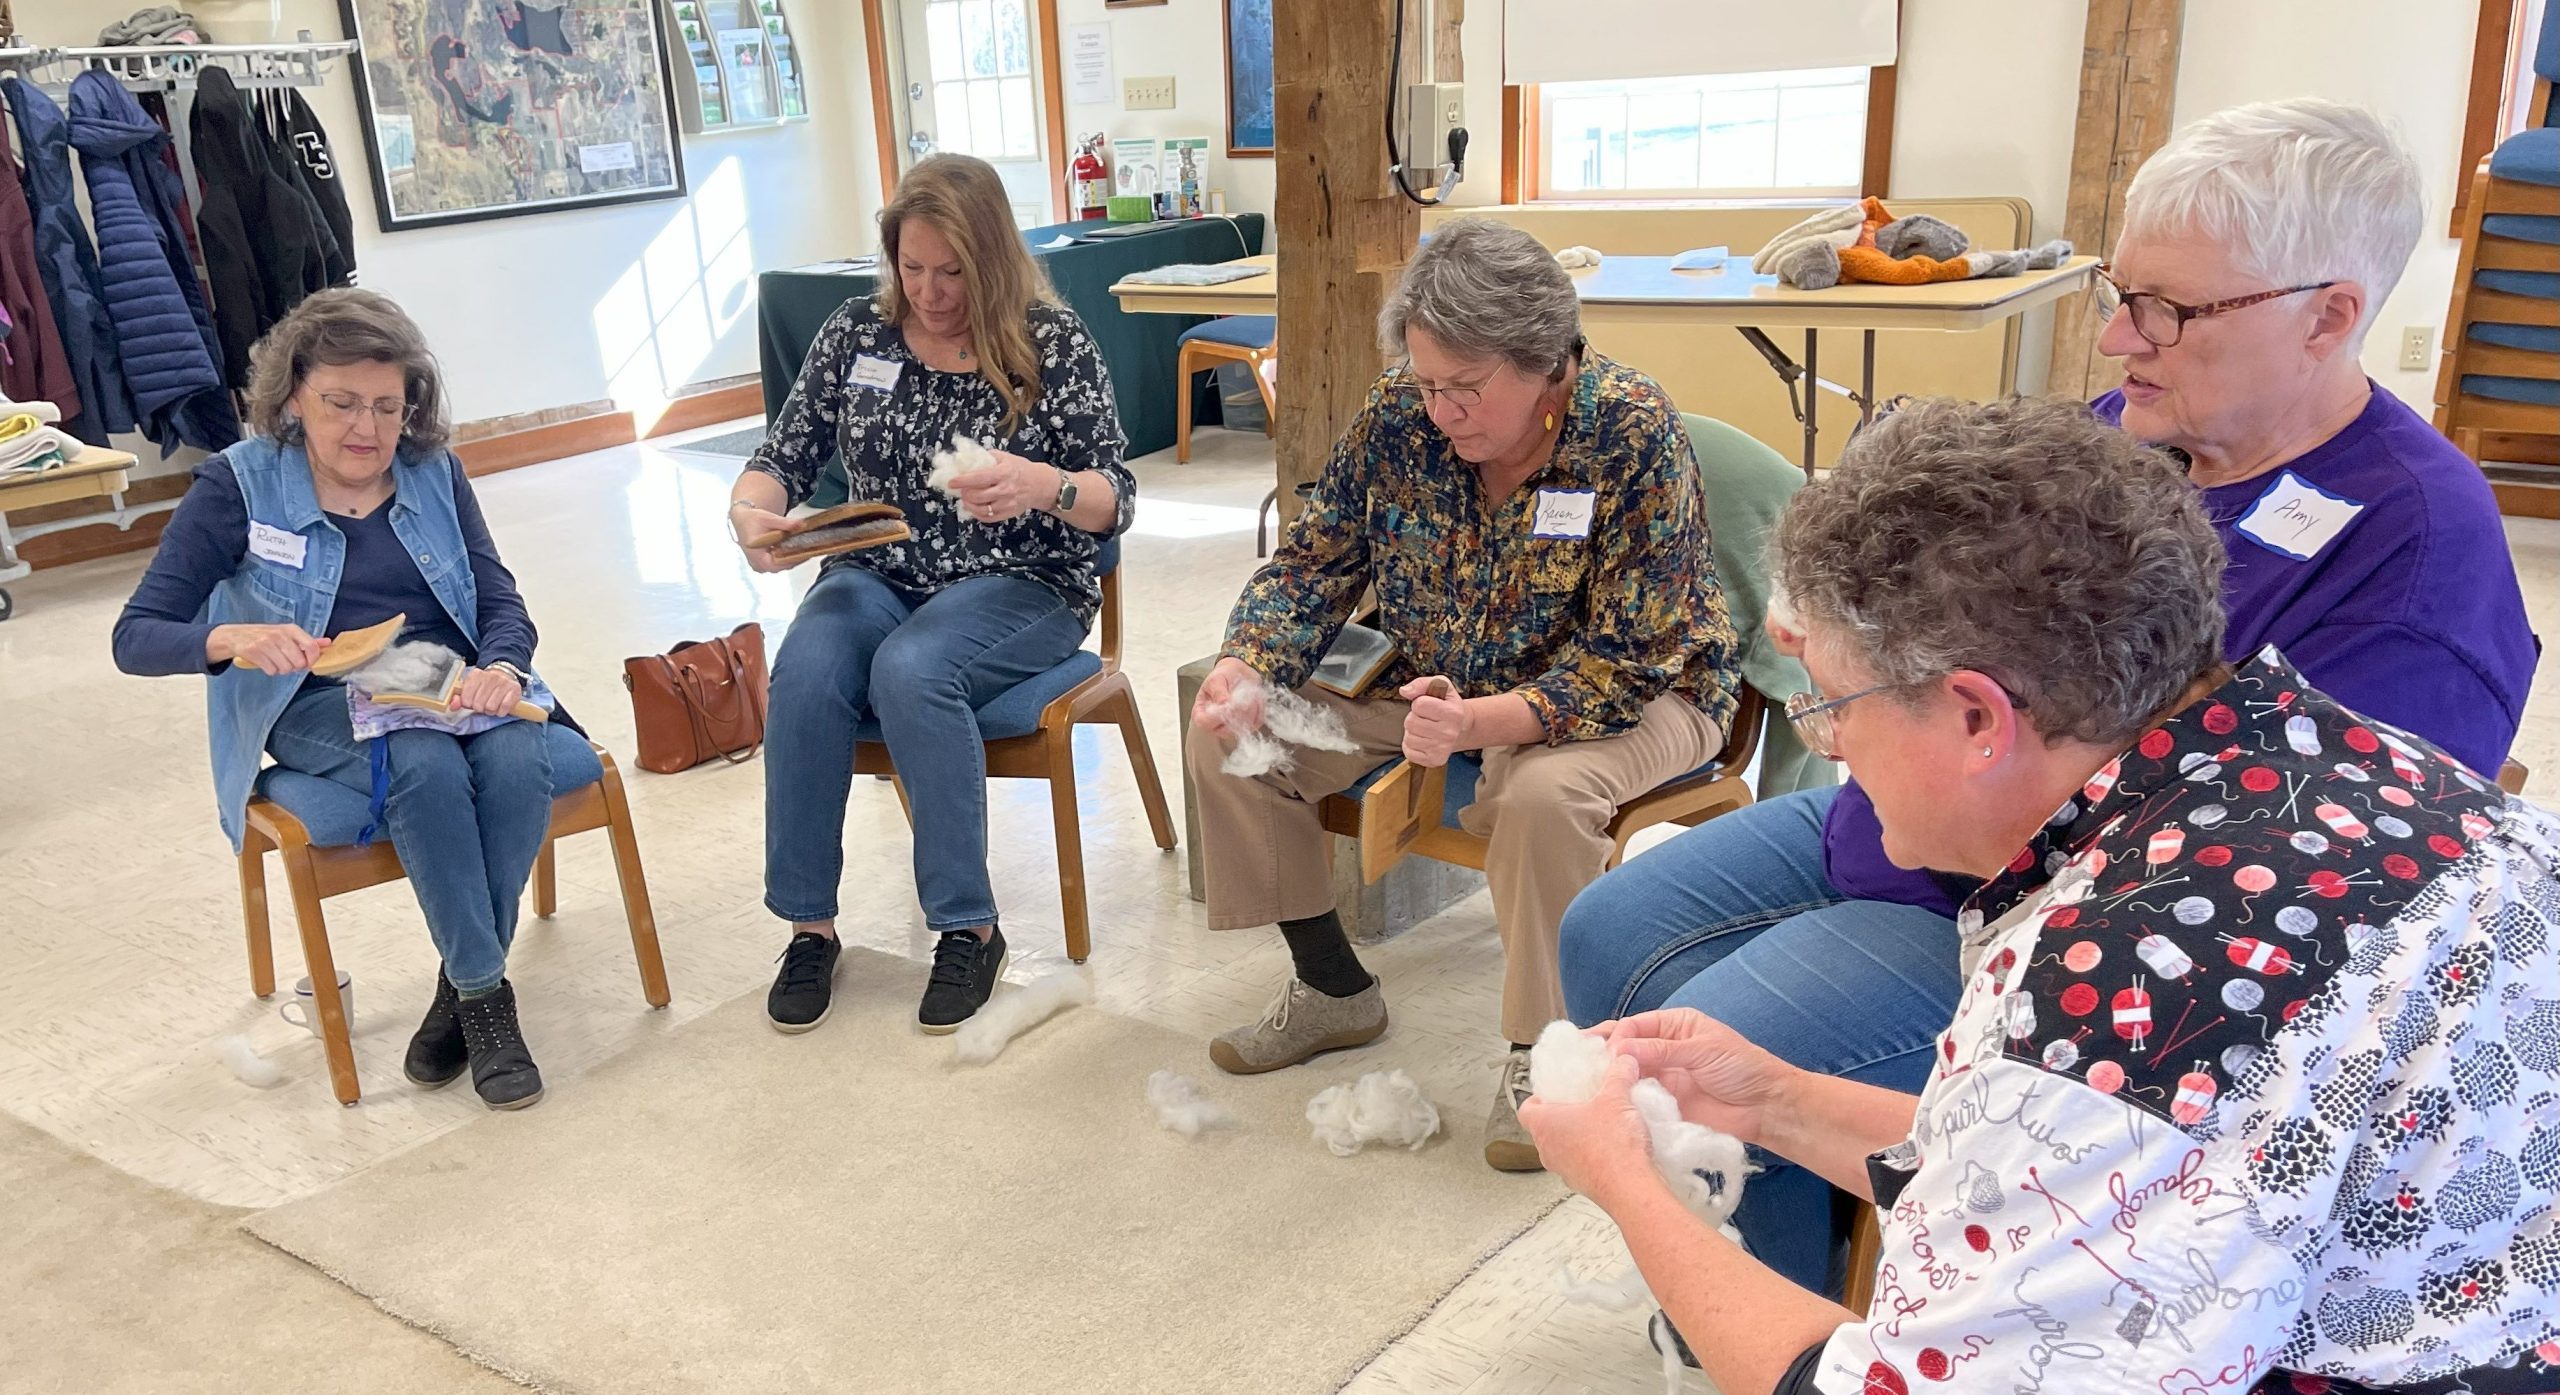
[1681,412,1810,709]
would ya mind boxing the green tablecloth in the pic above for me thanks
[755,214,1265,490]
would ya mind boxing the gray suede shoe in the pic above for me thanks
[1208,978,1388,1075]
[1483,1048,1544,1172]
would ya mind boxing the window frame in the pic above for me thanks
[1505,54,1898,205]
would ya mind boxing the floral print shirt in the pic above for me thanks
[745,298,1136,628]
[1220,354,1739,744]
[1812,650,2560,1395]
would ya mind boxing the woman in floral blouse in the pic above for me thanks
[1186,217,1742,1173]
[730,154,1136,1038]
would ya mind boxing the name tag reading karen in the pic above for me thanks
[2234,470,2364,562]
[248,520,307,569]
[850,355,903,391]
[1530,488,1597,540]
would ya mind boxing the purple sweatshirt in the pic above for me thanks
[1822,384,2542,916]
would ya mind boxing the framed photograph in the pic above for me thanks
[1224,0,1273,157]
[338,0,687,231]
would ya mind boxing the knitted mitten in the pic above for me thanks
[1875,214,1968,261]
[1750,204,1863,275]
[1772,239,1844,290]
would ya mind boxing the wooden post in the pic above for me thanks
[1273,0,1458,500]
[2046,0,2182,402]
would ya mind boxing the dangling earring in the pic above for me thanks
[1542,411,1556,432]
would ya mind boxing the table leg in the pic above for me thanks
[1862,331,1878,429]
[1802,329,1820,478]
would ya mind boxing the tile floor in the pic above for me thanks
[3,419,2553,1395]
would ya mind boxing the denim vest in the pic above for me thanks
[203,437,492,850]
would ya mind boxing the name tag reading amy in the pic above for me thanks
[850,355,903,391]
[248,520,307,569]
[2234,470,2365,562]
[1530,488,1597,540]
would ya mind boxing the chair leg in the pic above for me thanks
[596,758,672,1009]
[1176,343,1201,464]
[1104,683,1176,851]
[1044,729,1092,965]
[890,773,916,827]
[278,845,360,1106]
[534,836,558,919]
[1253,348,1277,438]
[239,840,276,999]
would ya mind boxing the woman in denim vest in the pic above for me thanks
[114,290,558,1110]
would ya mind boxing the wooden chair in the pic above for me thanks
[2436,7,2558,507]
[239,734,668,1106]
[1175,314,1276,464]
[858,537,1176,964]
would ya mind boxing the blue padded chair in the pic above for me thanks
[1175,314,1276,465]
[852,535,1176,963]
[238,722,669,1105]
[1312,413,1796,886]
[2436,0,2558,495]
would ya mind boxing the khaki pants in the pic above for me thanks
[1186,687,1722,1043]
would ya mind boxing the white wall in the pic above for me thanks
[32,0,884,447]
[1054,0,1275,221]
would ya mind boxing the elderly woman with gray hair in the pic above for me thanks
[1556,97,2540,1324]
[1525,395,2560,1395]
[114,289,561,1111]
[1186,216,1742,1172]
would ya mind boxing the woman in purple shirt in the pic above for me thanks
[1556,97,2540,1333]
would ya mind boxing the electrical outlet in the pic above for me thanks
[2398,325,2434,372]
[1124,75,1175,110]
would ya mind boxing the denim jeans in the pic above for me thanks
[1555,785,1960,1297]
[763,566,1086,931]
[264,685,554,995]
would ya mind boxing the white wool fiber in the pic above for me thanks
[1634,1078,1753,1230]
[952,968,1094,1064]
[1305,1068,1441,1157]
[1554,1260,1649,1310]
[927,434,997,499]
[1145,1070,1237,1138]
[347,640,464,696]
[1212,674,1356,778]
[1528,1019,1613,1104]
[217,1034,285,1089]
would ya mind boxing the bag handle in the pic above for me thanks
[670,648,762,764]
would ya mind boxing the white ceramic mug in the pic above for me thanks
[279,971,355,1035]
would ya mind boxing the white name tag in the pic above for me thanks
[248,520,307,569]
[851,355,903,391]
[2234,469,2365,562]
[1531,488,1596,540]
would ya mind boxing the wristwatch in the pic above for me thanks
[1050,467,1079,513]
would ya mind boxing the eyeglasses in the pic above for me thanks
[2092,264,2338,348]
[1784,683,1895,762]
[311,390,416,428]
[1411,378,1489,413]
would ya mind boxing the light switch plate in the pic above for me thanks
[1124,75,1175,110]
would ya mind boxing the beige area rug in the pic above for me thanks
[0,1113,524,1395]
[248,949,1565,1395]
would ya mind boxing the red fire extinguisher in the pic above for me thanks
[1070,135,1110,220]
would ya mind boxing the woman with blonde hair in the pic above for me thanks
[733,153,1136,1036]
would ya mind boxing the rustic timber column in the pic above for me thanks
[1272,0,1460,499]
[2047,0,2181,401]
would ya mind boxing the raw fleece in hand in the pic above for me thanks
[1306,1069,1440,1156]
[1146,1070,1237,1138]
[345,639,463,697]
[1213,674,1359,778]
[1528,1020,1614,1103]
[927,434,996,498]
[952,969,1094,1064]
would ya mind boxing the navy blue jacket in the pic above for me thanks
[4,75,134,445]
[65,70,238,453]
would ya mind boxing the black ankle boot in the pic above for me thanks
[455,980,544,1110]
[403,973,467,1088]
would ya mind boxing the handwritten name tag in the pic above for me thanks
[851,355,903,391]
[1531,488,1596,540]
[248,520,306,569]
[2234,470,2364,563]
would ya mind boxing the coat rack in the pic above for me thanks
[0,31,357,92]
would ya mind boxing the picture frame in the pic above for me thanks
[1223,0,1273,157]
[337,0,687,231]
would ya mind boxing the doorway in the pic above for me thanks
[871,0,1065,226]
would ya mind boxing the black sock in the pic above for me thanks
[1508,1043,1533,1053]
[1279,911,1373,998]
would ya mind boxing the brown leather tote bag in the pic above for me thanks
[622,623,769,773]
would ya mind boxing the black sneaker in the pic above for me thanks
[768,931,842,1033]
[918,926,1007,1034]
[455,980,543,1111]
[403,972,466,1088]
[1647,1310,1701,1370]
